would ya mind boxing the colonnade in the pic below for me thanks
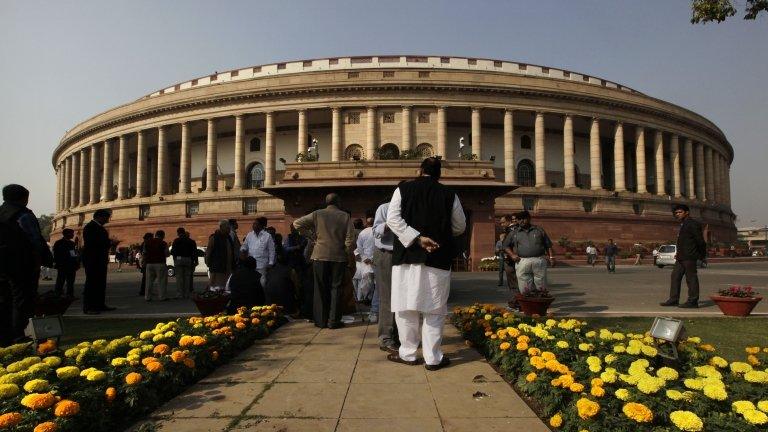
[55,106,732,213]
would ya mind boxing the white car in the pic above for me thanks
[656,245,676,268]
[166,247,208,277]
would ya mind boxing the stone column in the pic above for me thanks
[695,142,706,201]
[713,154,722,203]
[101,139,114,201]
[563,114,575,188]
[156,126,169,196]
[179,122,191,193]
[89,143,99,204]
[265,112,276,186]
[613,122,626,192]
[437,106,447,158]
[471,107,482,159]
[117,135,129,200]
[79,148,89,206]
[206,119,218,192]
[366,107,376,159]
[71,152,80,207]
[534,112,546,187]
[331,107,341,161]
[136,130,147,197]
[670,134,681,197]
[654,131,665,196]
[589,117,602,190]
[297,110,308,155]
[503,110,515,184]
[63,158,71,209]
[635,126,647,193]
[234,115,245,190]
[55,166,60,212]
[725,162,731,206]
[704,146,714,202]
[683,138,695,199]
[401,106,412,152]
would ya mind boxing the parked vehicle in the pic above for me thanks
[166,247,208,277]
[656,245,676,268]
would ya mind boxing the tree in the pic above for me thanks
[691,0,767,23]
[37,213,53,241]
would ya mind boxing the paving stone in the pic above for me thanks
[430,382,537,418]
[233,342,306,361]
[357,345,393,361]
[247,383,347,418]
[131,417,233,432]
[425,352,503,384]
[341,383,439,418]
[299,342,361,360]
[352,359,428,384]
[442,417,551,432]
[199,359,290,383]
[231,418,337,431]
[276,359,356,383]
[336,418,443,432]
[152,382,265,418]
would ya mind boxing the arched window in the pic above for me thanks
[246,162,265,189]
[520,135,532,149]
[249,137,261,152]
[517,159,535,186]
[344,144,364,160]
[416,142,434,158]
[379,143,400,160]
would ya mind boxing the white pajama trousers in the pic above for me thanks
[395,310,446,366]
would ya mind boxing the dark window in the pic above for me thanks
[517,159,535,186]
[522,197,536,211]
[277,63,286,70]
[541,67,549,74]
[303,61,313,67]
[563,71,570,78]
[633,203,642,215]
[520,135,532,149]
[244,199,258,215]
[139,205,150,221]
[383,113,395,124]
[383,71,395,78]
[186,202,199,218]
[329,58,339,65]
[250,137,261,152]
[519,64,527,71]
[417,112,430,124]
[418,71,430,78]
[582,200,594,213]
[493,61,502,68]
[231,70,239,77]
[346,113,360,124]
[253,66,262,73]
[379,143,399,160]
[247,162,264,189]
[468,59,477,65]
[440,57,450,64]
[347,72,359,78]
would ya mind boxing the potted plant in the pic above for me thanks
[515,287,555,316]
[710,285,763,317]
[192,287,230,316]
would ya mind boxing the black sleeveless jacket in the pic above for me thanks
[392,177,459,271]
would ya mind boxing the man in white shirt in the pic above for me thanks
[354,218,375,313]
[373,201,398,352]
[586,244,597,267]
[240,217,275,287]
[386,158,466,370]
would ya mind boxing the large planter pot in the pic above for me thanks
[192,295,230,316]
[34,296,74,317]
[515,294,555,316]
[710,295,763,317]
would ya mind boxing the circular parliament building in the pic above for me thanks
[52,55,736,269]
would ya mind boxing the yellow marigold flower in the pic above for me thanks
[599,371,617,384]
[23,379,50,393]
[622,402,653,423]
[613,345,626,354]
[146,361,163,373]
[111,358,128,367]
[578,343,592,352]
[516,342,528,351]
[484,331,493,337]
[656,367,679,381]
[743,409,768,425]
[55,366,80,380]
[640,345,657,357]
[733,400,757,415]
[666,389,684,400]
[615,388,630,401]
[604,354,617,364]
[730,362,753,374]
[0,383,20,398]
[527,347,540,356]
[669,411,703,432]
[758,400,768,413]
[42,357,61,368]
[125,372,142,385]
[105,387,117,403]
[33,421,57,432]
[747,354,760,366]
[686,337,702,344]
[541,351,556,361]
[746,346,761,355]
[525,372,537,382]
[590,386,605,397]
[86,370,106,381]
[549,413,563,428]
[709,356,728,368]
[569,383,585,393]
[0,412,23,428]
[637,376,664,394]
[21,392,56,410]
[683,378,704,390]
[54,399,80,417]
[575,397,600,419]
[702,383,727,401]
[499,342,511,351]
[139,331,153,340]
[585,330,596,338]
[590,378,604,387]
[626,345,641,356]
[556,341,569,349]
[698,344,715,352]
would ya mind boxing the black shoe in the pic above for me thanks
[83,310,101,315]
[99,306,117,311]
[425,356,451,371]
[678,302,699,309]
[379,345,399,355]
[387,353,420,366]
[659,300,678,307]
[328,322,345,329]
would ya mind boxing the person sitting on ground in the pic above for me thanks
[263,251,297,314]
[226,254,265,313]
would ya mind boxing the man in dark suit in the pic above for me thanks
[661,204,707,308]
[82,209,114,314]
[53,228,79,298]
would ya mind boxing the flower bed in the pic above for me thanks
[479,256,500,271]
[0,305,283,432]
[453,304,768,432]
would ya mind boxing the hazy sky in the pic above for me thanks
[1,1,766,227]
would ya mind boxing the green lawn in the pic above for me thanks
[582,316,768,361]
[59,317,165,348]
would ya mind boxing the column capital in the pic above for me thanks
[401,105,412,110]
[331,106,341,113]
[365,106,377,111]
[471,107,481,113]
[591,116,600,123]
[234,113,245,120]
[563,113,573,119]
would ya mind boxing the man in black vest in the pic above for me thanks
[53,228,79,298]
[661,204,707,308]
[386,158,466,370]
[82,209,114,314]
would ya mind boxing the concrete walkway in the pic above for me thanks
[132,320,548,432]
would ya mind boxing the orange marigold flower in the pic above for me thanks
[251,318,261,325]
[183,358,196,369]
[125,372,143,385]
[146,361,163,373]
[54,400,80,417]
[21,392,56,410]
[235,322,246,330]
[141,357,158,366]
[153,344,170,356]
[0,412,23,428]
[37,340,57,355]
[105,387,117,403]
[699,344,715,352]
[179,336,193,347]
[192,336,206,346]
[34,422,57,432]
[499,342,511,350]
[591,386,606,397]
[569,383,585,393]
[171,351,186,363]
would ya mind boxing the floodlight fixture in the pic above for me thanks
[650,317,685,363]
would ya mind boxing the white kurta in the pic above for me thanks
[386,186,466,315]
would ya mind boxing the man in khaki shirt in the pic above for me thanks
[293,193,354,328]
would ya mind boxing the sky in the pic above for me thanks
[1,0,766,227]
